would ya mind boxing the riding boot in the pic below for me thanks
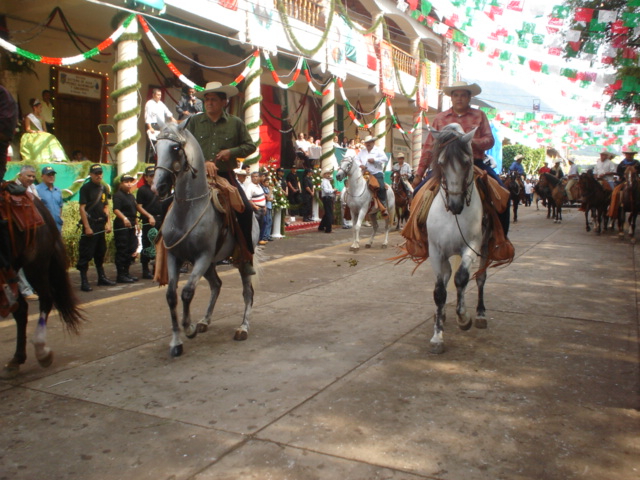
[116,266,134,284]
[125,265,138,282]
[141,262,153,280]
[79,270,92,292]
[96,266,116,286]
[0,219,12,270]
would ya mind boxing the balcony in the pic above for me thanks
[281,0,326,29]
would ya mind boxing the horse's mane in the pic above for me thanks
[542,172,562,187]
[431,126,473,177]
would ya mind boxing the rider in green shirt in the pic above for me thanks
[185,82,257,274]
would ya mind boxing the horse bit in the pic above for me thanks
[155,130,199,181]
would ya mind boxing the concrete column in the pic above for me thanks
[320,80,336,171]
[116,19,138,174]
[373,99,387,168]
[411,110,423,171]
[244,54,261,172]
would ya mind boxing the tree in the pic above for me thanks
[503,145,546,176]
[561,0,640,115]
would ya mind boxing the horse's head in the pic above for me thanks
[430,124,476,215]
[153,122,200,199]
[336,154,356,182]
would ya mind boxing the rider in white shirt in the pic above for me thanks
[355,135,389,216]
[593,150,617,189]
[392,153,413,196]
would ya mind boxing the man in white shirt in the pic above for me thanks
[392,152,413,195]
[593,150,616,190]
[40,89,54,133]
[145,88,177,162]
[565,157,579,201]
[356,135,389,216]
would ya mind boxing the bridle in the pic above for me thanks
[338,157,368,199]
[154,129,201,201]
[439,151,474,212]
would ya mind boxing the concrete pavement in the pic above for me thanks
[0,206,638,479]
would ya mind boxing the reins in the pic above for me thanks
[163,189,213,250]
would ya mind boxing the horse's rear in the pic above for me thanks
[391,171,410,230]
[578,172,611,234]
[618,166,640,242]
[1,195,83,378]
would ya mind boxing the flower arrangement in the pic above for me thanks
[1,52,37,76]
[311,166,322,189]
[264,161,289,210]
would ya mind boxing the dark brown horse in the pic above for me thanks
[391,170,411,230]
[0,188,83,378]
[536,173,566,223]
[617,165,640,242]
[502,172,526,223]
[577,171,611,234]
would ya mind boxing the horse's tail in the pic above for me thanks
[36,201,85,333]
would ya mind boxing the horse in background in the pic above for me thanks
[617,165,640,242]
[536,173,566,223]
[336,155,396,251]
[0,190,83,378]
[502,172,526,223]
[153,123,259,357]
[425,124,496,354]
[578,170,611,234]
[391,170,410,230]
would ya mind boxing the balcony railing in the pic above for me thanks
[281,0,326,29]
[391,43,417,76]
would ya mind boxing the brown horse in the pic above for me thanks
[617,165,640,242]
[502,172,526,223]
[0,188,83,378]
[536,173,566,223]
[391,170,411,230]
[577,171,611,234]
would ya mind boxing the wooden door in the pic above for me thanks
[52,68,107,163]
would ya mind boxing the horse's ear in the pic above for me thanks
[461,128,477,144]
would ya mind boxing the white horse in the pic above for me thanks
[426,124,492,354]
[336,154,396,251]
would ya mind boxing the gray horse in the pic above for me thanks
[153,123,258,357]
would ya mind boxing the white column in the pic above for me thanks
[320,81,336,171]
[271,209,284,239]
[244,56,261,172]
[373,100,387,167]
[412,110,423,171]
[116,19,139,174]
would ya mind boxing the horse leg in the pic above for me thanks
[32,310,54,368]
[234,270,255,341]
[513,200,518,223]
[381,214,392,249]
[453,255,473,331]
[350,209,365,251]
[181,256,213,340]
[584,209,591,232]
[475,264,488,329]
[430,256,451,354]
[194,264,222,335]
[166,255,183,357]
[1,296,28,379]
[366,214,378,248]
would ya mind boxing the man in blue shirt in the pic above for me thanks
[36,166,63,231]
[509,154,526,176]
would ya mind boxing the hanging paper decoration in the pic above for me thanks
[379,41,395,98]
[0,14,134,66]
[262,50,302,89]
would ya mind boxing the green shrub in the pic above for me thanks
[61,201,115,267]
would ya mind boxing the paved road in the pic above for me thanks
[1,206,638,480]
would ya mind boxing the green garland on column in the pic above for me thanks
[320,96,335,162]
[111,29,142,158]
[243,65,263,166]
[275,0,336,57]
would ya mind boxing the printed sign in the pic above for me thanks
[57,71,102,99]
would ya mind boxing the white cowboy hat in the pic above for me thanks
[233,168,246,175]
[201,81,239,98]
[599,149,614,156]
[363,135,376,143]
[622,148,638,154]
[442,81,482,97]
[396,152,405,158]
[322,167,333,175]
[514,154,524,161]
[567,157,576,162]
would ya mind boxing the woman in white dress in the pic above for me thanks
[24,98,47,133]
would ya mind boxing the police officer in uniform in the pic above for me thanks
[77,164,116,292]
[136,166,165,279]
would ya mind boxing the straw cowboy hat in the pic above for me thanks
[233,168,246,175]
[201,81,238,98]
[322,166,333,175]
[599,149,615,158]
[514,154,524,161]
[567,157,576,163]
[442,81,482,97]
[622,148,638,154]
[363,135,376,143]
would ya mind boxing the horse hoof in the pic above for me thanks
[631,238,637,245]
[350,247,359,252]
[196,323,208,334]
[457,315,472,331]
[430,342,445,354]
[381,244,388,249]
[37,350,54,368]
[513,219,517,223]
[475,317,488,329]
[184,324,197,340]
[234,329,248,341]
[365,244,372,249]
[0,363,20,380]
[170,345,183,357]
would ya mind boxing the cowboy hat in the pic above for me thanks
[599,149,614,157]
[363,135,376,143]
[201,81,239,98]
[567,157,576,163]
[233,168,247,175]
[442,81,482,97]
[622,148,638,154]
[396,152,405,158]
[514,154,524,161]
[322,166,333,175]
